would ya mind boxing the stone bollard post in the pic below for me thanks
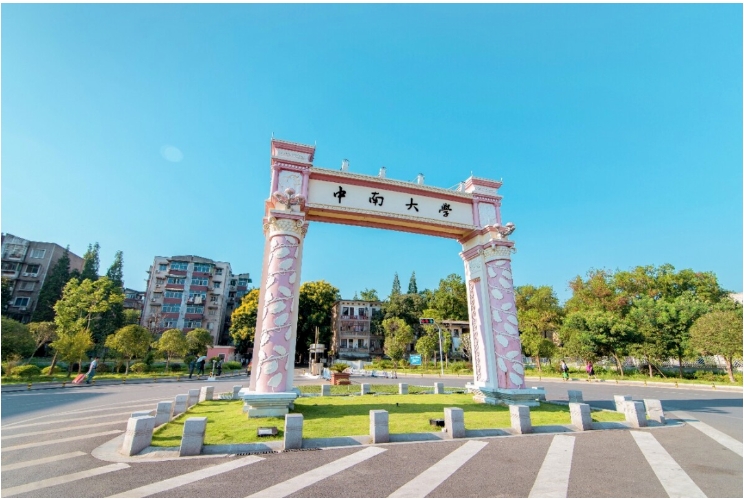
[321,385,331,396]
[232,385,242,399]
[569,403,592,431]
[510,405,533,434]
[361,383,370,395]
[434,382,444,394]
[173,394,188,417]
[131,410,154,418]
[443,407,465,439]
[399,383,408,395]
[532,387,546,401]
[370,410,389,444]
[199,386,214,402]
[187,389,200,407]
[567,390,584,403]
[614,395,632,413]
[154,401,173,427]
[120,416,155,456]
[624,401,648,428]
[643,399,665,424]
[179,417,207,456]
[284,413,304,450]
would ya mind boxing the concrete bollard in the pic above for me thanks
[120,416,155,456]
[644,399,665,424]
[370,410,389,444]
[569,403,592,431]
[532,387,546,401]
[510,405,533,434]
[187,389,200,407]
[361,383,370,395]
[434,382,444,394]
[399,383,408,395]
[154,401,173,427]
[173,394,188,417]
[199,386,214,402]
[284,413,304,450]
[179,417,207,457]
[321,385,331,396]
[444,407,465,439]
[232,385,242,399]
[568,390,584,403]
[624,401,648,428]
[614,395,632,413]
[131,410,154,418]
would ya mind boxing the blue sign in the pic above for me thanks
[409,354,422,366]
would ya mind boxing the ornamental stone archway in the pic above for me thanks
[240,138,542,417]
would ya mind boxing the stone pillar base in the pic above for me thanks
[467,383,542,407]
[239,390,298,418]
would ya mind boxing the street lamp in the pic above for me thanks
[419,318,444,377]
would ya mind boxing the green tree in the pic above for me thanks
[390,272,401,299]
[430,274,468,321]
[415,331,438,369]
[407,271,418,294]
[689,300,743,382]
[105,325,152,374]
[93,255,127,352]
[26,321,57,365]
[123,309,141,325]
[50,328,94,375]
[186,328,214,356]
[32,248,72,322]
[1,277,12,316]
[1,317,35,361]
[106,251,124,287]
[154,329,188,371]
[359,288,379,301]
[230,289,259,355]
[80,242,101,281]
[384,292,428,332]
[516,285,562,372]
[382,317,414,375]
[297,280,340,360]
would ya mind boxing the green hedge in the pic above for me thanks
[129,362,148,373]
[11,365,42,378]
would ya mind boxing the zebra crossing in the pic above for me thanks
[1,396,741,498]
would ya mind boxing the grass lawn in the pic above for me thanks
[150,393,625,447]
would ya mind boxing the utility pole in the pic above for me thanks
[314,326,320,366]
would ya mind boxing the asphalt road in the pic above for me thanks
[1,374,741,498]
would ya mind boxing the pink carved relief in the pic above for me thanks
[485,259,526,389]
[467,279,488,383]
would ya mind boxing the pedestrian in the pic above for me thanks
[86,356,99,384]
[216,359,222,377]
[586,361,595,380]
[560,359,569,381]
[188,357,196,379]
[196,355,207,376]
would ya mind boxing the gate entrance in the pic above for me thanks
[242,138,539,416]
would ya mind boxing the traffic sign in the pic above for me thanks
[409,354,422,366]
[419,318,435,324]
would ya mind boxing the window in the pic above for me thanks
[14,297,30,307]
[158,263,167,271]
[210,295,218,302]
[184,320,202,328]
[186,306,204,314]
[358,308,367,318]
[30,249,46,259]
[126,292,136,299]
[156,278,165,286]
[188,292,207,302]
[2,262,19,272]
[215,268,223,275]
[191,277,209,286]
[237,290,246,298]
[193,263,211,273]
[167,277,185,285]
[4,244,26,259]
[170,261,188,271]
[340,339,347,348]
[342,307,349,316]
[161,319,177,328]
[162,304,180,313]
[164,291,183,299]
[153,293,163,301]
[208,309,217,316]
[26,264,40,275]
[19,281,35,291]
[230,280,236,286]
[213,281,221,289]
[229,291,236,298]
[238,278,249,286]
[207,322,213,330]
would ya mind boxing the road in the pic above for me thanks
[1,375,741,497]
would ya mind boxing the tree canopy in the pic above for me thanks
[297,280,340,357]
[105,325,152,374]
[230,289,260,355]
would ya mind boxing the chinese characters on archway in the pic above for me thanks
[332,185,453,218]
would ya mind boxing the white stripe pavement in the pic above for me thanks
[1,451,87,471]
[389,440,488,498]
[108,455,264,498]
[672,411,743,457]
[2,420,126,440]
[249,447,387,498]
[1,411,136,430]
[1,463,129,496]
[630,431,706,498]
[528,435,575,498]
[2,430,123,451]
[1,397,163,428]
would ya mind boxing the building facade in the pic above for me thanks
[123,288,145,312]
[1,233,84,323]
[331,300,384,360]
[140,255,250,347]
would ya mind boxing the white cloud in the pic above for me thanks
[160,145,183,163]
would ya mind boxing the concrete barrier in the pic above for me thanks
[510,405,533,434]
[614,395,632,413]
[120,416,155,456]
[173,394,188,417]
[179,417,207,457]
[199,386,214,402]
[361,383,370,395]
[569,403,592,431]
[624,401,648,428]
[568,390,584,403]
[131,410,154,418]
[232,385,242,399]
[321,385,331,396]
[399,383,408,395]
[370,410,389,444]
[532,387,546,401]
[154,401,173,427]
[434,382,444,394]
[644,399,665,424]
[284,413,304,450]
[444,407,465,439]
[187,389,200,407]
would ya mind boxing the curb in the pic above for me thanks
[525,376,743,393]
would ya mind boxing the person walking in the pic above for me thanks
[560,359,569,381]
[216,359,222,377]
[196,355,207,377]
[188,357,197,379]
[86,357,99,384]
[586,361,595,380]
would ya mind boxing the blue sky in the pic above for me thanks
[2,4,742,302]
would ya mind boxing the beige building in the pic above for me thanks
[1,233,84,323]
[331,299,384,360]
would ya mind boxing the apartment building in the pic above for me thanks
[1,233,84,323]
[140,255,250,346]
[123,288,145,311]
[331,300,384,360]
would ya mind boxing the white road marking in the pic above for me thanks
[672,410,743,457]
[1,411,134,430]
[528,435,575,498]
[250,447,387,498]
[630,431,706,498]
[1,451,87,471]
[389,440,488,498]
[2,430,123,451]
[1,462,129,496]
[2,397,163,428]
[2,420,126,440]
[109,455,264,498]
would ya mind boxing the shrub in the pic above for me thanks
[169,363,182,372]
[184,354,196,367]
[95,363,110,373]
[450,361,472,373]
[129,362,148,373]
[223,361,241,370]
[11,365,41,378]
[330,362,350,373]
[143,350,155,367]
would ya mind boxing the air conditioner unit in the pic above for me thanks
[151,297,157,302]
[22,273,29,277]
